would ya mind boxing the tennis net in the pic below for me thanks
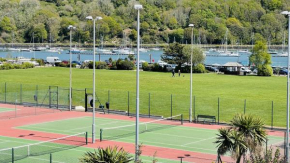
[100,114,183,141]
[0,132,87,163]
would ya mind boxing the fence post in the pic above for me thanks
[12,148,14,163]
[20,84,22,104]
[271,101,274,130]
[56,86,59,109]
[218,97,220,125]
[171,94,173,119]
[36,85,38,106]
[4,82,7,103]
[127,91,130,116]
[194,96,196,122]
[108,90,110,103]
[244,99,246,114]
[86,132,88,145]
[49,86,51,108]
[149,93,151,117]
[50,153,52,163]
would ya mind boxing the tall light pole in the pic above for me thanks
[189,24,194,122]
[134,4,142,162]
[68,25,76,112]
[86,16,102,143]
[281,11,290,162]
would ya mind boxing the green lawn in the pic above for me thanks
[0,67,288,126]
[0,136,183,163]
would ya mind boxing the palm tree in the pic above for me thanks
[79,146,133,163]
[215,114,267,163]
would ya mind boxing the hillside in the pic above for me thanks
[0,0,289,46]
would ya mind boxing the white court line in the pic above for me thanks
[0,137,182,163]
[182,136,216,146]
[67,121,121,132]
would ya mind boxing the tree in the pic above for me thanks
[249,41,272,76]
[215,114,267,163]
[79,146,133,163]
[161,43,186,66]
[182,46,205,66]
[30,23,47,43]
[0,16,16,33]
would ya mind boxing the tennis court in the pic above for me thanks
[0,136,182,163]
[15,115,284,156]
[0,107,14,113]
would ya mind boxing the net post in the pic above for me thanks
[12,148,14,163]
[181,114,183,125]
[50,153,52,163]
[56,86,59,109]
[100,129,103,142]
[86,132,88,145]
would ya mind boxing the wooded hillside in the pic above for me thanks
[0,0,289,45]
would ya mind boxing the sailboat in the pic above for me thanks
[96,35,111,54]
[47,33,62,53]
[139,38,147,52]
[8,32,20,52]
[278,31,288,57]
[218,29,239,57]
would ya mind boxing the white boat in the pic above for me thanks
[47,47,62,53]
[20,48,32,52]
[139,48,148,52]
[151,47,160,51]
[97,48,111,54]
[7,48,20,52]
[17,57,39,66]
[113,48,134,55]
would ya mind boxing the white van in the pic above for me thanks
[46,57,61,65]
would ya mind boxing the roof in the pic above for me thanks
[223,62,243,67]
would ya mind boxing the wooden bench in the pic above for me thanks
[197,115,216,124]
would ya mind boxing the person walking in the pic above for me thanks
[172,69,175,77]
[178,69,181,77]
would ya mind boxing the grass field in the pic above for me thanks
[0,67,288,126]
[0,136,182,163]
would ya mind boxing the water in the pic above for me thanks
[0,49,288,67]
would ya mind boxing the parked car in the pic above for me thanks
[164,64,176,71]
[61,60,69,64]
[240,67,251,73]
[279,69,288,75]
[205,66,219,72]
[72,61,81,65]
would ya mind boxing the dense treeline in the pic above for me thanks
[0,0,289,45]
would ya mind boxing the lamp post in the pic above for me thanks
[281,11,290,162]
[189,24,194,122]
[86,16,102,143]
[134,4,143,162]
[68,25,76,112]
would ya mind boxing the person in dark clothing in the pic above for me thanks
[172,69,175,77]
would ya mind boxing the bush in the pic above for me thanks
[0,58,7,62]
[58,62,67,67]
[22,62,34,69]
[151,63,163,71]
[96,61,107,69]
[142,62,151,71]
[193,64,206,73]
[258,65,273,76]
[116,60,135,70]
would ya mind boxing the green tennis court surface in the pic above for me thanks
[0,108,14,113]
[0,136,185,163]
[15,116,284,155]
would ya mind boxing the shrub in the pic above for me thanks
[58,62,67,67]
[151,63,163,71]
[117,60,135,70]
[193,64,206,73]
[142,62,151,71]
[258,64,273,76]
[96,61,107,69]
[22,62,34,69]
